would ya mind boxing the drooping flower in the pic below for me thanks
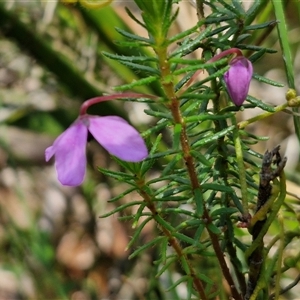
[223,56,253,106]
[206,48,253,106]
[45,114,148,186]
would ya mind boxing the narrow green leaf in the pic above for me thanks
[168,19,206,44]
[249,48,267,63]
[202,183,234,193]
[132,203,148,228]
[194,188,204,216]
[115,27,153,43]
[125,7,146,28]
[102,51,157,63]
[161,153,182,176]
[157,186,190,198]
[156,256,177,277]
[193,66,230,86]
[140,134,162,176]
[205,15,236,24]
[114,40,149,48]
[170,25,213,57]
[237,44,277,53]
[127,216,153,250]
[165,275,189,292]
[236,34,252,44]
[162,6,178,36]
[174,219,204,232]
[128,236,165,259]
[143,119,170,137]
[211,207,239,218]
[102,53,160,75]
[245,20,277,31]
[173,124,182,150]
[108,187,137,203]
[159,237,169,265]
[179,93,216,101]
[190,150,212,167]
[197,273,214,285]
[184,112,233,123]
[168,175,190,185]
[209,25,231,37]
[232,0,245,13]
[114,76,158,91]
[192,125,235,148]
[246,95,276,112]
[99,201,144,218]
[169,58,205,65]
[218,0,242,15]
[172,59,227,75]
[144,109,172,119]
[154,214,176,232]
[230,193,244,214]
[98,168,135,181]
[245,0,269,25]
[164,207,195,218]
[218,26,239,43]
[148,150,179,160]
[252,73,284,87]
[207,223,221,235]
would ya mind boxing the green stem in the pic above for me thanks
[245,173,286,260]
[272,0,300,144]
[238,102,288,129]
[249,184,279,228]
[232,119,250,217]
[274,214,285,299]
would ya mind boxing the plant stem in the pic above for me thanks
[136,181,208,300]
[238,102,288,129]
[79,93,156,115]
[274,214,284,300]
[210,79,247,294]
[271,0,300,143]
[232,119,250,218]
[155,44,242,300]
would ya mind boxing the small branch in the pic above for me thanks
[245,146,287,300]
[137,183,208,300]
[155,45,242,300]
[237,103,288,129]
[232,122,250,218]
[269,274,300,299]
[274,214,285,300]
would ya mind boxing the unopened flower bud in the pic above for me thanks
[224,56,253,106]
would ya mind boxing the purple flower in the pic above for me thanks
[45,115,148,186]
[223,56,253,106]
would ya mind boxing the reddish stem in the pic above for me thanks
[208,47,243,63]
[79,93,157,115]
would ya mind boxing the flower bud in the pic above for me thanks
[223,56,253,106]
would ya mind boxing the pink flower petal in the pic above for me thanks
[46,120,88,186]
[88,116,148,162]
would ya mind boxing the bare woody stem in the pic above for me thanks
[155,46,242,300]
